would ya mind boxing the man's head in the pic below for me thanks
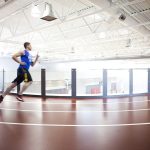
[24,42,32,51]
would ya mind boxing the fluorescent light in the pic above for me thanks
[31,5,41,18]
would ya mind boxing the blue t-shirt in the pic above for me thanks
[19,50,32,70]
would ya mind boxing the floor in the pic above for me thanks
[0,95,150,150]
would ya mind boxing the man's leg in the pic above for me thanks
[16,81,32,102]
[19,81,32,95]
[2,83,17,97]
[0,82,17,103]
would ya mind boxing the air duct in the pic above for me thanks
[40,2,57,21]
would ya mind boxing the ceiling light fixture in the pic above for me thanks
[40,2,57,21]
[31,4,41,18]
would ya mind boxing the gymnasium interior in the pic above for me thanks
[0,0,150,150]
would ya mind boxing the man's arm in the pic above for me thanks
[31,54,39,67]
[12,51,26,65]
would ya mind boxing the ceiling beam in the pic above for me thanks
[1,19,150,43]
[0,0,146,41]
[131,8,150,16]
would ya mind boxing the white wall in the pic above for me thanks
[1,56,150,72]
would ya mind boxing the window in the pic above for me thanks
[77,70,103,96]
[133,69,148,94]
[107,70,129,95]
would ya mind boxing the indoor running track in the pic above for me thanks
[0,95,150,150]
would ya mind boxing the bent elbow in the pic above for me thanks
[12,56,15,60]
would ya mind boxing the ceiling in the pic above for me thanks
[0,0,150,64]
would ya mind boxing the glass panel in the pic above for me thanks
[0,70,3,92]
[77,70,103,96]
[4,70,17,93]
[133,69,148,94]
[20,70,41,95]
[107,70,129,95]
[46,71,71,96]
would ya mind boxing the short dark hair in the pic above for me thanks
[24,42,30,49]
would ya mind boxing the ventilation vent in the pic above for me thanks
[68,6,94,16]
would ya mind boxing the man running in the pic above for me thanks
[0,42,39,103]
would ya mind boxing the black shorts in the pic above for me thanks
[12,68,33,85]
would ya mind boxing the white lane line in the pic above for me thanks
[0,122,150,127]
[0,107,150,113]
[3,99,150,105]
